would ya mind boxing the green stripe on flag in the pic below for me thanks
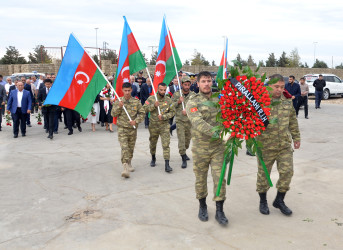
[163,48,182,84]
[75,69,107,118]
[217,65,224,81]
[129,50,147,74]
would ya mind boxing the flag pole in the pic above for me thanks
[223,36,227,80]
[164,15,184,110]
[145,67,161,115]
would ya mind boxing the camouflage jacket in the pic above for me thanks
[186,92,222,144]
[256,94,301,150]
[111,96,145,128]
[143,94,175,123]
[171,91,195,123]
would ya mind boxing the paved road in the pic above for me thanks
[0,103,342,249]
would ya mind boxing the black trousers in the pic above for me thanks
[296,96,308,117]
[43,107,56,136]
[65,109,80,132]
[12,108,27,135]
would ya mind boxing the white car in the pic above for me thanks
[304,74,343,100]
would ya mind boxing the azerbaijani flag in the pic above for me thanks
[153,16,182,92]
[44,33,107,118]
[114,16,147,98]
[217,37,228,81]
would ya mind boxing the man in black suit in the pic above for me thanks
[140,77,152,128]
[0,83,6,131]
[37,79,57,139]
[22,77,34,127]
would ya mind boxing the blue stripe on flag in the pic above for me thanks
[44,33,84,105]
[116,18,129,75]
[157,17,167,57]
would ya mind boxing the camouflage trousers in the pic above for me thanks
[176,120,192,155]
[192,140,226,201]
[256,146,294,193]
[149,121,170,160]
[117,126,137,164]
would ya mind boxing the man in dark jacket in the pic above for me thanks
[285,75,301,109]
[313,74,326,109]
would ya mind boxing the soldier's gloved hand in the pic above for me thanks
[182,109,187,116]
[118,101,124,108]
[154,101,159,107]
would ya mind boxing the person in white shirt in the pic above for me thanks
[5,78,14,94]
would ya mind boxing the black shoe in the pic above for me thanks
[273,191,292,216]
[68,131,73,135]
[181,154,187,168]
[165,160,173,172]
[246,150,255,156]
[78,127,82,132]
[305,116,309,119]
[318,107,321,109]
[150,155,156,167]
[0,126,2,131]
[259,193,270,215]
[27,124,32,127]
[64,126,68,129]
[198,198,208,222]
[59,118,62,122]
[170,127,173,136]
[215,201,228,225]
[101,122,104,127]
[45,129,48,133]
[22,133,26,137]
[54,131,58,134]
[47,134,53,139]
[185,154,190,161]
[145,125,148,129]
[14,134,18,138]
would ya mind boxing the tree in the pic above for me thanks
[141,52,148,65]
[288,48,301,67]
[0,46,27,64]
[312,59,328,68]
[92,55,99,65]
[183,59,190,66]
[101,49,117,64]
[300,62,309,68]
[277,51,289,67]
[335,63,343,69]
[265,53,277,67]
[236,53,247,66]
[149,50,157,65]
[247,55,256,66]
[211,60,216,66]
[191,50,210,66]
[28,45,52,63]
[258,60,265,67]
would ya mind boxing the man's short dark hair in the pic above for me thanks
[319,74,323,77]
[0,75,3,78]
[289,75,295,80]
[44,79,53,83]
[122,82,132,89]
[158,82,167,87]
[269,74,284,82]
[300,77,305,80]
[197,71,212,82]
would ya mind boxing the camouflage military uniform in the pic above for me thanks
[143,94,175,160]
[171,91,195,155]
[256,94,300,193]
[111,97,145,164]
[186,92,226,201]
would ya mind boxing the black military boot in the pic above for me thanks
[215,200,228,225]
[273,191,292,216]
[165,160,173,172]
[198,198,208,221]
[150,155,156,167]
[185,154,190,161]
[259,192,270,215]
[181,154,187,168]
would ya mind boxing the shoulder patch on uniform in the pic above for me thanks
[190,107,198,112]
[145,101,149,105]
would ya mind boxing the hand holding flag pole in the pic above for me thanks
[145,67,161,115]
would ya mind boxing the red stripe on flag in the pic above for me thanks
[59,52,97,109]
[127,33,139,56]
[219,52,224,66]
[115,57,130,98]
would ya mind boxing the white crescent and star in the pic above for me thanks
[155,60,166,77]
[75,71,90,85]
[121,66,130,77]
[156,60,166,67]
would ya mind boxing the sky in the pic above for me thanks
[1,0,343,68]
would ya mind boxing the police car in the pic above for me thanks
[304,74,343,100]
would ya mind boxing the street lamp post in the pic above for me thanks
[313,41,318,65]
[95,27,99,59]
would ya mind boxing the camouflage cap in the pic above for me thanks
[181,76,191,83]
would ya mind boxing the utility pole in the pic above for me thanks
[313,41,318,65]
[95,27,99,59]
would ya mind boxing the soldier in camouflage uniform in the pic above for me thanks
[143,82,175,173]
[171,76,194,168]
[186,71,229,225]
[256,74,301,216]
[111,82,145,178]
